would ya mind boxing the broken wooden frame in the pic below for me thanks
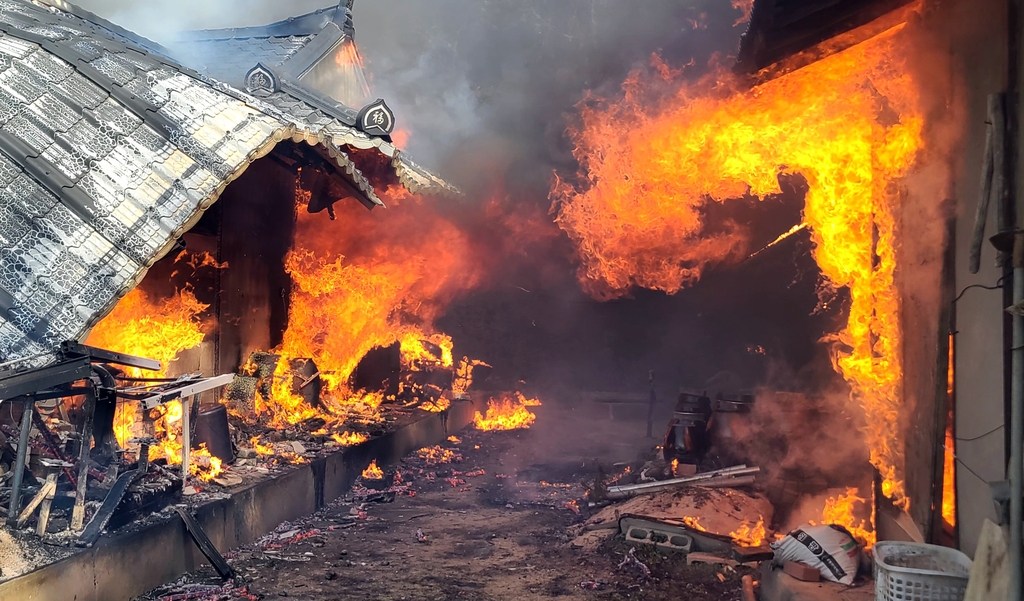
[0,343,232,536]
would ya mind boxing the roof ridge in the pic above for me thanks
[176,2,352,42]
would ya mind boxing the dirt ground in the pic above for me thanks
[138,406,753,601]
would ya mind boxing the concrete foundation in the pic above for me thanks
[0,399,479,601]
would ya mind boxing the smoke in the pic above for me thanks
[74,0,746,186]
[71,0,329,40]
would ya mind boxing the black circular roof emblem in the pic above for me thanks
[356,98,395,137]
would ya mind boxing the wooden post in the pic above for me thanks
[35,473,57,536]
[6,399,34,525]
[72,388,96,531]
[17,474,56,529]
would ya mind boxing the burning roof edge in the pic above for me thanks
[736,0,918,74]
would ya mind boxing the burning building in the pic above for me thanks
[0,0,1020,597]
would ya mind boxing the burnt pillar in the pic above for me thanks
[217,159,297,374]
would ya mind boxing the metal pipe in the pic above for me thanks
[181,396,191,490]
[6,400,33,524]
[606,465,758,499]
[692,475,758,489]
[1010,235,1024,601]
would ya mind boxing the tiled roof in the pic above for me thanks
[169,35,317,90]
[0,0,439,368]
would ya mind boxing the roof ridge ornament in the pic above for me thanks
[244,62,279,95]
[355,98,395,137]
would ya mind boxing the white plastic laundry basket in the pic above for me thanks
[874,541,972,601]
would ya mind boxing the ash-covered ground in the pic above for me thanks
[136,405,753,601]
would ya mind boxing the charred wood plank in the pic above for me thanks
[6,399,34,525]
[174,506,235,580]
[35,474,57,536]
[71,389,96,531]
[16,473,56,528]
[31,409,77,488]
[77,468,141,547]
[59,342,160,372]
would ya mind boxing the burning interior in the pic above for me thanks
[0,0,1004,597]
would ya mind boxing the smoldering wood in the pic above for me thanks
[31,408,77,487]
[34,473,57,536]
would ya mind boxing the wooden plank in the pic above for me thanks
[173,506,235,580]
[35,474,56,536]
[16,475,56,528]
[71,389,96,531]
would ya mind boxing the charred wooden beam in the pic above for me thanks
[174,506,235,580]
[60,342,159,373]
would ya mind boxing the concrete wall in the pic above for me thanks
[942,0,1010,557]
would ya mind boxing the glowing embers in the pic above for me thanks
[416,445,461,466]
[551,25,924,510]
[473,392,542,431]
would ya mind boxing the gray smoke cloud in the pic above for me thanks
[71,0,746,188]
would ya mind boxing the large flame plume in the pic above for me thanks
[86,284,210,457]
[257,185,484,426]
[552,24,924,518]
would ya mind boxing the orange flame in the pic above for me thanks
[817,488,875,547]
[267,187,483,426]
[682,516,707,532]
[332,431,369,446]
[86,287,209,448]
[552,25,923,510]
[730,515,768,547]
[417,445,458,465]
[473,393,541,431]
[362,460,384,480]
[453,357,491,397]
[86,287,208,378]
[144,400,223,482]
[419,397,451,413]
[731,0,754,25]
[249,436,275,456]
[942,334,956,527]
